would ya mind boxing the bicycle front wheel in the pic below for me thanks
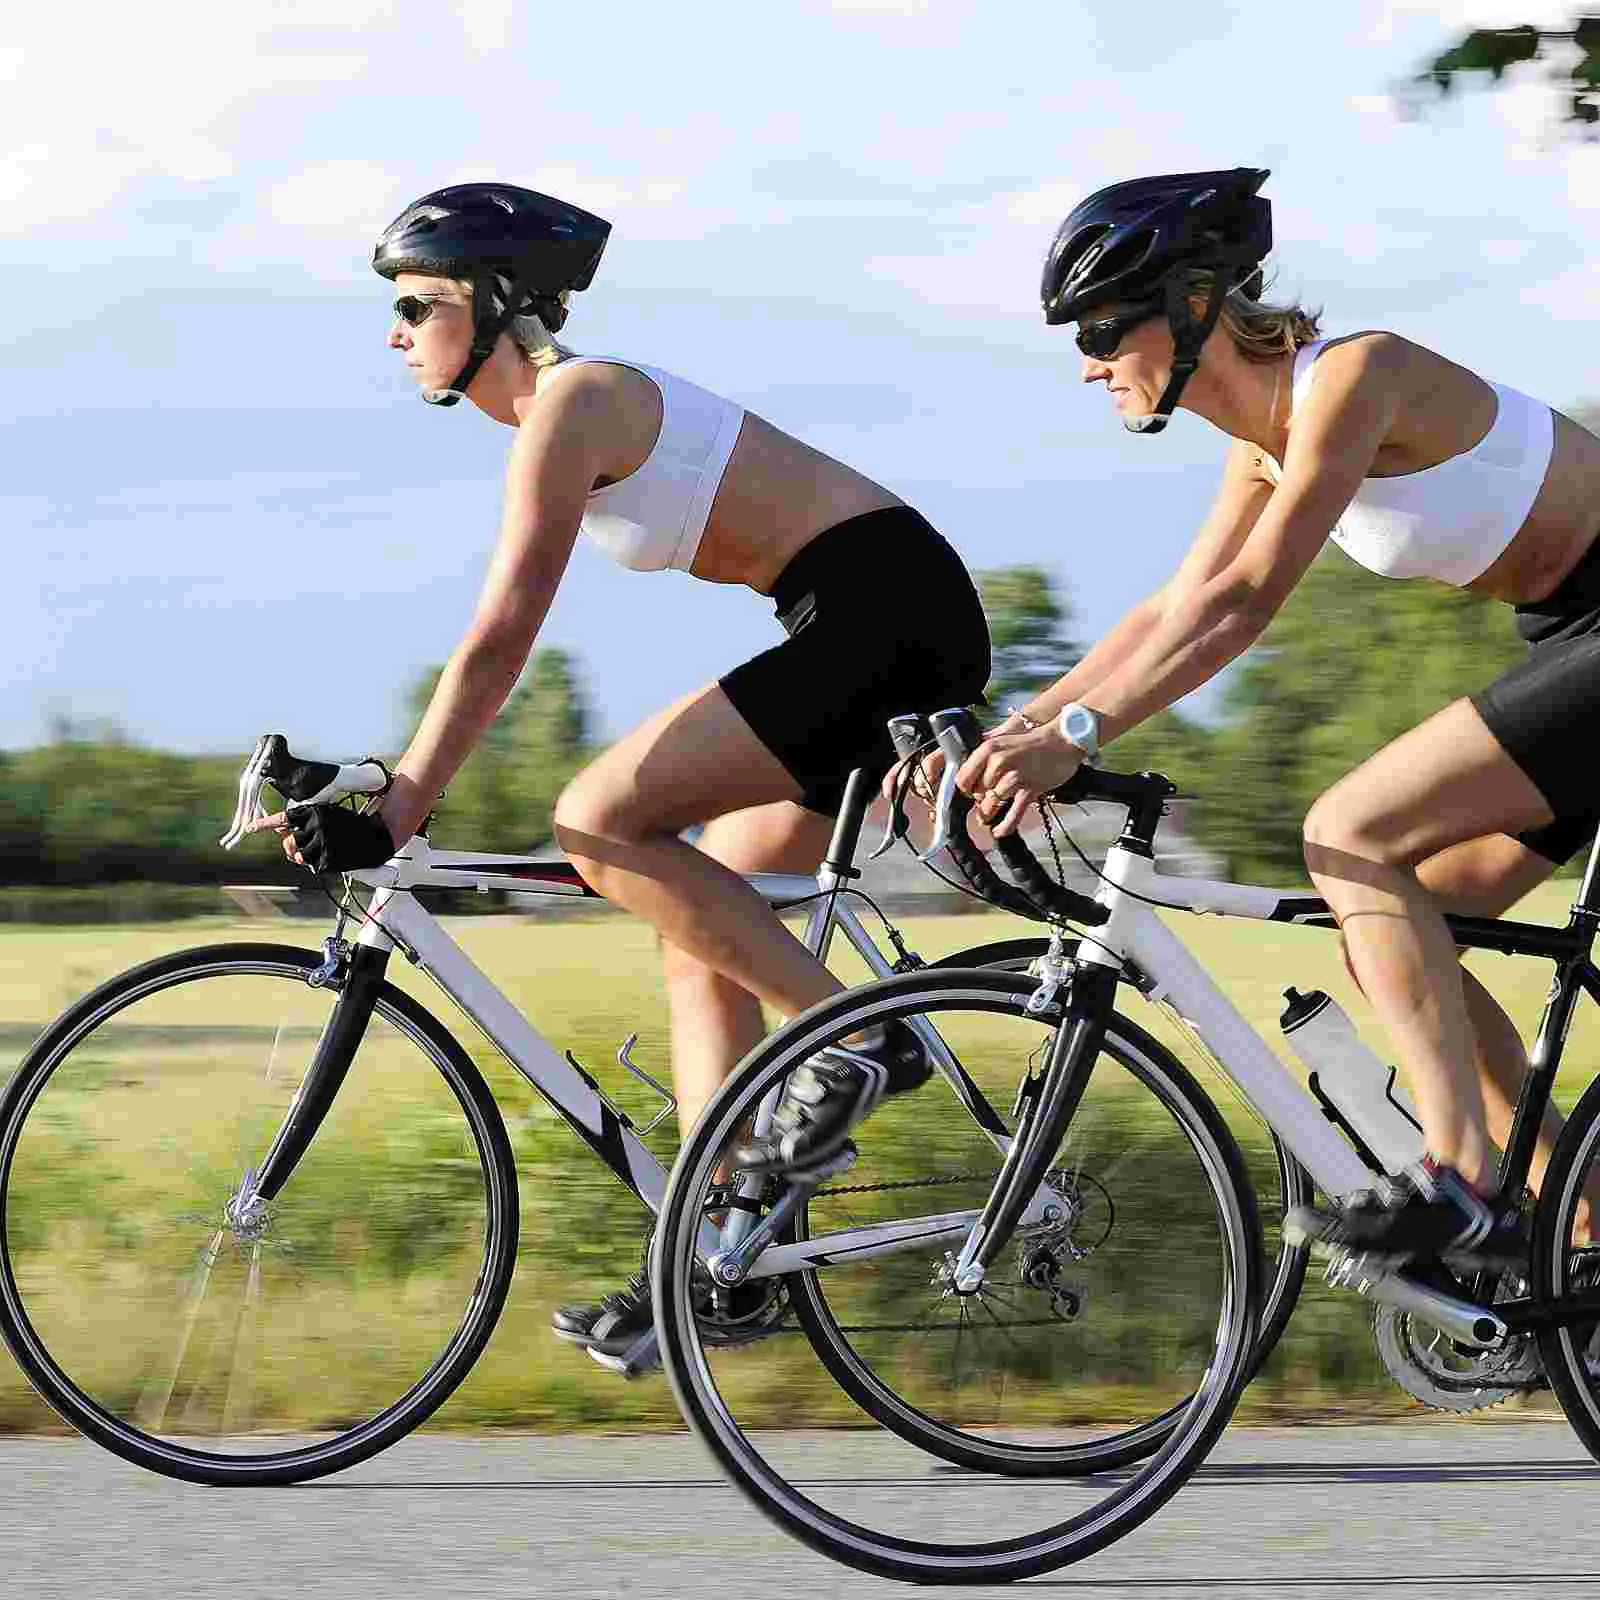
[654,968,1260,1583]
[0,943,519,1484]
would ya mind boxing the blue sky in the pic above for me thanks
[7,1,1600,756]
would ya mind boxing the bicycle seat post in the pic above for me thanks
[820,769,873,881]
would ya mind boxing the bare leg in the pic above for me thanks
[1304,699,1555,1193]
[1407,836,1599,1239]
[658,802,836,1138]
[554,681,847,1046]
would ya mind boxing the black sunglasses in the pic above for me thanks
[1075,303,1163,361]
[393,294,448,327]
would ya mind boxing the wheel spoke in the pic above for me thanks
[137,1227,225,1434]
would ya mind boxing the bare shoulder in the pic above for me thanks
[1310,329,1417,383]
[531,357,654,422]
[1312,330,1481,404]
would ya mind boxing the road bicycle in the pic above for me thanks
[646,707,1600,1583]
[0,733,1301,1492]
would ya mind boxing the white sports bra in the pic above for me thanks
[1260,338,1554,587]
[540,356,746,574]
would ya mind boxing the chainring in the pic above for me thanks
[1372,1300,1542,1412]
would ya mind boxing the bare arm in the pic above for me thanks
[377,378,613,841]
[1085,338,1405,744]
[960,336,1409,833]
[1014,439,1275,726]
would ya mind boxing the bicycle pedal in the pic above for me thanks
[586,1327,661,1380]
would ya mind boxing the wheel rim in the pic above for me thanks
[0,952,513,1476]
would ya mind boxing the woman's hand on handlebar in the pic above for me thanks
[250,804,399,872]
[955,723,1085,839]
[878,709,1043,815]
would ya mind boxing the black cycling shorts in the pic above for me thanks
[719,505,991,817]
[1472,533,1600,864]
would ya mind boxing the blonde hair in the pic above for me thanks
[1181,267,1321,362]
[505,294,574,369]
[445,278,576,368]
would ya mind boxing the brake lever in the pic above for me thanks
[866,763,912,862]
[869,713,929,862]
[919,764,963,862]
[220,734,273,850]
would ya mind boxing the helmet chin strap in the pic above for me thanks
[421,265,543,409]
[1123,267,1237,436]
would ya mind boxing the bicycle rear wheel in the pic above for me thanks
[654,968,1260,1582]
[0,943,519,1484]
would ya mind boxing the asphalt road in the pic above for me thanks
[6,1420,1599,1598]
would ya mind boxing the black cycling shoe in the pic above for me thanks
[731,1019,932,1177]
[1284,1161,1526,1269]
[551,1269,653,1355]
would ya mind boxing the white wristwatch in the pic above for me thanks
[1056,702,1103,759]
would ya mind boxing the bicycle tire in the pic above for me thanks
[653,967,1261,1582]
[1530,1068,1600,1461]
[0,943,520,1486]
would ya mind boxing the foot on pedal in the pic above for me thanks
[1285,1161,1525,1270]
[731,1020,929,1176]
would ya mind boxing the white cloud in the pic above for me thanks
[1481,237,1535,265]
[456,0,515,52]
[1,13,372,232]
[1564,145,1600,211]
[268,161,406,229]
[1521,259,1600,317]
[1369,1,1578,40]
[1002,181,1083,229]
[1349,93,1398,120]
[830,0,930,13]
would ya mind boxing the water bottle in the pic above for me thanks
[1279,987,1426,1176]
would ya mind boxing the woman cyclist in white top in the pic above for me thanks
[951,167,1600,1265]
[256,183,990,1364]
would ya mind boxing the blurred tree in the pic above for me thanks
[976,565,1082,709]
[1409,18,1600,130]
[401,648,593,851]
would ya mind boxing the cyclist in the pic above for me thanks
[949,166,1600,1264]
[256,182,990,1362]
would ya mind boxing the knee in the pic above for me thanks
[553,767,645,854]
[1302,786,1409,875]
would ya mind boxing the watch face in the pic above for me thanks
[1060,705,1099,754]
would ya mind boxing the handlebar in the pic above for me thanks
[884,708,1112,927]
[220,734,391,850]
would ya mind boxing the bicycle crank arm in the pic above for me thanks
[1326,1252,1508,1350]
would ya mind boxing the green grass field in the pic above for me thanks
[0,882,1593,1435]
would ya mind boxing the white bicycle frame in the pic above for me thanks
[314,834,1054,1273]
[1078,844,1376,1202]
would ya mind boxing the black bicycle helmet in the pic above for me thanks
[1040,168,1272,435]
[373,183,612,407]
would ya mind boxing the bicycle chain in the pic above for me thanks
[815,1169,999,1198]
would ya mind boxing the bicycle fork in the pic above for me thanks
[243,942,391,1213]
[949,961,1118,1293]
